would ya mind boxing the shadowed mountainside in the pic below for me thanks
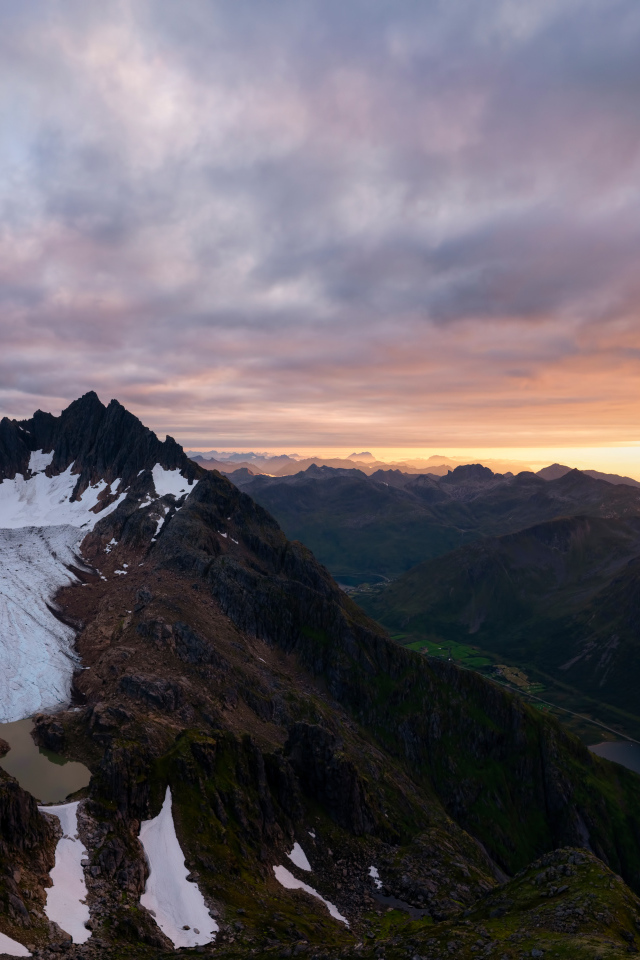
[231,463,640,580]
[362,514,640,719]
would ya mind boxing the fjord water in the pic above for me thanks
[589,741,640,775]
[0,719,90,802]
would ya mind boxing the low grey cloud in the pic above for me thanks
[0,0,640,448]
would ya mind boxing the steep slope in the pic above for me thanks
[232,463,640,580]
[363,514,640,718]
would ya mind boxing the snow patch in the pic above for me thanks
[152,465,190,499]
[0,932,31,956]
[29,449,54,473]
[0,465,123,529]
[287,842,311,872]
[273,865,348,925]
[368,866,382,889]
[38,802,91,944]
[114,570,127,576]
[105,538,117,553]
[219,531,227,538]
[308,830,316,839]
[139,787,217,947]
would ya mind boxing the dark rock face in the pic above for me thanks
[0,391,202,494]
[0,776,56,859]
[118,674,183,712]
[32,715,65,753]
[285,723,375,836]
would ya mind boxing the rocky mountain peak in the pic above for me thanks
[0,393,201,496]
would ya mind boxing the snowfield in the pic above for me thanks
[0,931,31,956]
[152,465,192,499]
[0,452,123,722]
[0,526,88,722]
[139,787,218,947]
[38,801,91,944]
[0,461,123,529]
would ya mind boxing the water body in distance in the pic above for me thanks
[0,719,91,802]
[589,741,640,776]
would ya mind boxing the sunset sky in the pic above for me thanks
[1,1,640,475]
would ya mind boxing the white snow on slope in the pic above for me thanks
[0,526,88,722]
[140,787,217,948]
[38,802,91,944]
[0,454,124,722]
[369,865,382,889]
[287,842,312,871]
[152,465,191,499]
[272,865,349,925]
[0,463,123,529]
[0,931,31,956]
[29,450,54,472]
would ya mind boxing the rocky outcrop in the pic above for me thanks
[32,715,65,753]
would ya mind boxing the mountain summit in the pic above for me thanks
[1,396,640,957]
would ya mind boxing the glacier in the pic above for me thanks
[0,453,123,722]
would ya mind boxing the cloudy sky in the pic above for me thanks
[1,0,640,467]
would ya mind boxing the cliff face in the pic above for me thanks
[0,773,58,943]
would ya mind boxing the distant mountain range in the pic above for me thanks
[229,462,640,581]
[187,448,640,489]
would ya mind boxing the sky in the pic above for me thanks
[1,1,640,474]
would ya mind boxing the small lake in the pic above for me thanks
[589,741,640,776]
[0,719,91,803]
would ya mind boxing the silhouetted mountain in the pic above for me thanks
[537,463,640,487]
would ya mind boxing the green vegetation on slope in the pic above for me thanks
[362,514,640,730]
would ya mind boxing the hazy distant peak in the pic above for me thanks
[536,463,573,480]
[443,463,496,483]
[347,451,376,461]
[536,463,640,487]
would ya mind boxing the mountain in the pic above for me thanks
[538,463,640,487]
[0,391,199,492]
[231,463,640,581]
[362,513,640,720]
[3,397,640,957]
